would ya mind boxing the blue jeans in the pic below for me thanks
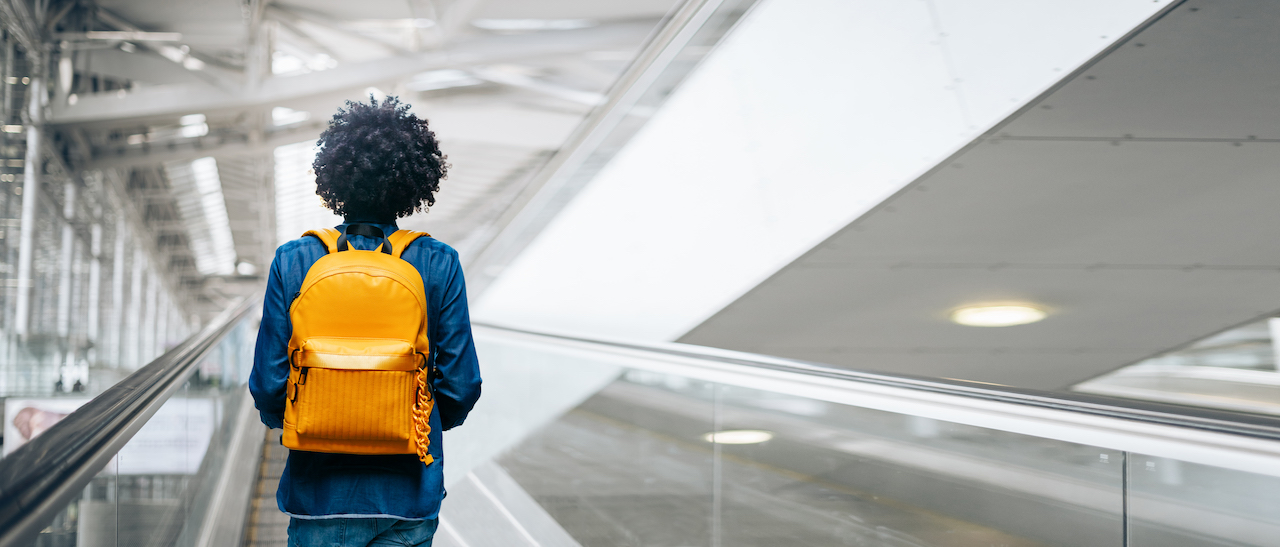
[288,517,438,547]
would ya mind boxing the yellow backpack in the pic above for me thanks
[282,225,434,465]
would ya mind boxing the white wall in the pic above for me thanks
[475,0,1173,341]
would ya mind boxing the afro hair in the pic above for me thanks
[313,95,447,220]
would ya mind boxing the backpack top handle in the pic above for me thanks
[336,223,392,255]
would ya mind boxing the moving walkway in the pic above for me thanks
[3,299,1280,546]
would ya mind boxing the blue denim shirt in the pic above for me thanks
[249,221,482,520]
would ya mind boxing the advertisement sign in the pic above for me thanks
[4,397,216,474]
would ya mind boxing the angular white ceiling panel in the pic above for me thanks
[474,0,1172,341]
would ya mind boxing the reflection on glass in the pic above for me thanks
[25,316,257,547]
[1075,317,1280,415]
[492,371,1125,547]
[496,372,717,546]
[1128,454,1280,547]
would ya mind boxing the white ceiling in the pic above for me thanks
[680,0,1280,390]
[42,0,677,312]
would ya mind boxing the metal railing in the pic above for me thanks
[472,322,1280,476]
[465,322,1280,546]
[0,298,257,547]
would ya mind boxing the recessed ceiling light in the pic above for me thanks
[951,305,1046,327]
[702,430,774,444]
[471,19,596,31]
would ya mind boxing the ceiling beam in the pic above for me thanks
[269,13,338,59]
[0,0,46,59]
[266,5,410,56]
[94,7,242,88]
[47,20,656,125]
[76,123,324,170]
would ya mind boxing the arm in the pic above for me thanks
[249,250,291,429]
[432,255,482,431]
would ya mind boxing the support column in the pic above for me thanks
[55,181,75,337]
[155,292,168,356]
[142,267,158,362]
[126,246,144,368]
[110,218,126,367]
[3,39,13,124]
[87,222,102,361]
[14,76,43,337]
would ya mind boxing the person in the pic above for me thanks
[250,96,482,547]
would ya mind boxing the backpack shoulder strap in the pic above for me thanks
[387,230,429,259]
[302,228,342,254]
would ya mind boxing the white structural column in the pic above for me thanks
[55,182,76,337]
[126,246,145,368]
[86,222,102,361]
[109,218,127,367]
[142,268,158,362]
[14,77,43,337]
[155,292,168,356]
[63,237,85,391]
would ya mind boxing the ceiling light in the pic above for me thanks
[180,114,208,138]
[272,107,310,126]
[951,305,1046,327]
[702,430,774,444]
[364,87,387,101]
[471,19,596,31]
[83,31,182,42]
[158,46,185,63]
[405,69,483,92]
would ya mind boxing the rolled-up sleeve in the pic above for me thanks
[431,254,482,431]
[249,250,291,429]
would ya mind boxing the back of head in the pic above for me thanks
[313,96,448,221]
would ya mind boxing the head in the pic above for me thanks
[313,95,448,221]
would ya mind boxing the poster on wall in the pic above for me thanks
[4,397,217,474]
[3,398,89,457]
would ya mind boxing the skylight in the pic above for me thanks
[164,157,236,276]
[274,141,341,245]
[272,107,310,126]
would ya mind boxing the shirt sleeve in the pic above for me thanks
[432,253,482,431]
[249,249,291,429]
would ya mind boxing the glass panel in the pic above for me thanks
[711,384,1124,546]
[487,366,1126,547]
[1128,454,1280,547]
[1074,317,1280,416]
[495,370,716,546]
[22,314,258,547]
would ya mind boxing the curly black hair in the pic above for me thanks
[313,95,447,219]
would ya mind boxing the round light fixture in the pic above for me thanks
[702,430,774,444]
[951,305,1046,327]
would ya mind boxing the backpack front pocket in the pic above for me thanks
[291,338,421,442]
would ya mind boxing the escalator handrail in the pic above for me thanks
[473,322,1280,441]
[0,297,258,547]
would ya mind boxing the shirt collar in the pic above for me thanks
[339,218,399,235]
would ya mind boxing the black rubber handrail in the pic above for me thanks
[474,322,1280,442]
[0,297,258,547]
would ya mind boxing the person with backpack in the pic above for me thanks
[249,96,482,547]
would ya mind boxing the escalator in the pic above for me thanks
[4,306,1280,547]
